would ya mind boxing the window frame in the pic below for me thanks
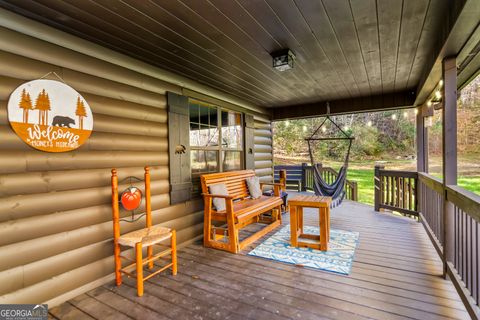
[189,99,244,178]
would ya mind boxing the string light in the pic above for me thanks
[427,100,432,107]
[414,108,419,115]
[435,90,442,99]
[302,125,307,132]
[403,111,408,119]
[391,114,397,120]
[343,126,349,131]
[439,79,443,87]
[367,120,372,127]
[285,120,290,127]
[321,126,327,133]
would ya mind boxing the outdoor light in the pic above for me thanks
[302,125,307,132]
[427,100,432,107]
[321,126,327,133]
[439,79,444,87]
[392,114,397,120]
[285,120,290,127]
[271,49,296,71]
[435,90,442,99]
[343,126,349,131]
[367,120,372,127]
[415,108,419,115]
[403,111,408,119]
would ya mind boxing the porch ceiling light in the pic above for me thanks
[271,49,296,71]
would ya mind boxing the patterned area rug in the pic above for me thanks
[248,225,359,275]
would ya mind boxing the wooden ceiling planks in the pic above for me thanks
[0,0,461,112]
[377,0,403,94]
[349,0,382,95]
[322,0,371,97]
[394,0,430,92]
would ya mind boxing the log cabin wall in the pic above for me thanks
[254,118,274,182]
[0,22,272,305]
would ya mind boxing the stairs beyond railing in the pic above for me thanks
[273,163,358,201]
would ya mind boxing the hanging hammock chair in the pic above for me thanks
[306,116,354,207]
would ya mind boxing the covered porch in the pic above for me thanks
[50,198,469,319]
[0,0,479,319]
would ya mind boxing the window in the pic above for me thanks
[189,99,243,194]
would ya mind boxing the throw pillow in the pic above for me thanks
[209,183,229,211]
[246,176,262,199]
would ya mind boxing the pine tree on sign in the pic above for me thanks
[75,97,87,130]
[18,89,33,123]
[35,89,51,125]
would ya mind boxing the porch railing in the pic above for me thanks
[418,173,444,254]
[374,166,480,319]
[374,165,418,217]
[274,164,358,201]
[446,185,480,317]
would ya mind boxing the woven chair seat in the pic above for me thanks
[118,225,172,247]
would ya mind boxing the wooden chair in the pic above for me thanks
[111,166,177,297]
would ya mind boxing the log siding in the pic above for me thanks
[0,23,269,305]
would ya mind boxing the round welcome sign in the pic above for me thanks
[7,79,93,152]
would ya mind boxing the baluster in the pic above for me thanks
[396,176,400,208]
[408,178,413,211]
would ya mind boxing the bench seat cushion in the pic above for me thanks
[213,195,282,223]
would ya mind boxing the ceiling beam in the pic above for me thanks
[272,90,416,120]
[415,0,480,106]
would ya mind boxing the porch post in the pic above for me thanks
[442,56,457,277]
[416,106,427,172]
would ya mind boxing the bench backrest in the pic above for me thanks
[201,170,256,200]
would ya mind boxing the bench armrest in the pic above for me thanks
[260,182,281,197]
[202,193,235,200]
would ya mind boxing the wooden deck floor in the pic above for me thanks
[49,199,470,320]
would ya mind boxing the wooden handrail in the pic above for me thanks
[446,185,480,222]
[374,165,418,216]
[418,172,444,193]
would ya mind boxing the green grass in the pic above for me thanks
[347,169,375,205]
[346,169,479,205]
[458,177,480,195]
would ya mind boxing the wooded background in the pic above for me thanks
[273,76,480,164]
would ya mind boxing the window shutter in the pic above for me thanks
[244,114,255,170]
[167,92,192,204]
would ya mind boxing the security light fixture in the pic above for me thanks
[271,49,296,71]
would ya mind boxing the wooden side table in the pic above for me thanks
[288,195,332,251]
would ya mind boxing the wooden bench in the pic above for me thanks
[201,170,283,253]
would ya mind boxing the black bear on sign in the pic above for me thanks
[52,116,75,128]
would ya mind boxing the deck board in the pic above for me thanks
[49,198,469,320]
